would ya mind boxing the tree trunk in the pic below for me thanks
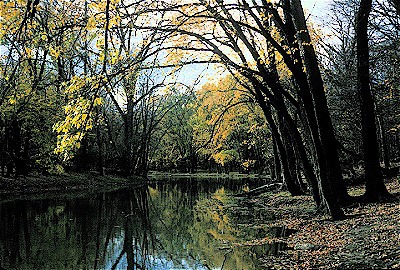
[272,133,283,183]
[263,39,322,204]
[259,101,305,196]
[289,0,347,219]
[11,119,23,176]
[21,127,31,176]
[355,0,391,201]
[278,114,306,193]
[397,132,400,162]
[377,114,390,168]
[255,76,321,206]
[124,95,135,176]
[282,0,346,213]
[95,107,105,176]
[389,0,400,15]
[96,125,105,176]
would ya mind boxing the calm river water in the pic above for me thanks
[0,176,289,269]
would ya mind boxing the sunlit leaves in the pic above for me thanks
[193,75,271,169]
[214,149,239,166]
[53,76,104,160]
[52,95,93,160]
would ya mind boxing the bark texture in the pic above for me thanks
[355,0,391,201]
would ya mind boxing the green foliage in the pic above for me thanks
[149,90,198,172]
[214,149,239,166]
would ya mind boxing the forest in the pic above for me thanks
[0,0,400,223]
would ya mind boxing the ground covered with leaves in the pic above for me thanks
[231,177,400,269]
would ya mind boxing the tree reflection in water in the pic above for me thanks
[0,177,283,269]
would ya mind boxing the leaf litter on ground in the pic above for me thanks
[228,177,400,269]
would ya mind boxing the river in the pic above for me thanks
[0,176,291,269]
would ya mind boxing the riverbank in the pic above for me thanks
[231,177,400,269]
[147,170,270,179]
[0,171,265,201]
[0,173,144,201]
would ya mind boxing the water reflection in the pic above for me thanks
[0,177,286,269]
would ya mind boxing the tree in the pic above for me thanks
[389,0,400,14]
[0,0,185,177]
[150,89,199,173]
[321,0,362,174]
[126,0,358,217]
[322,0,400,178]
[288,0,348,218]
[47,0,181,176]
[192,76,272,174]
[0,0,87,175]
[355,0,391,201]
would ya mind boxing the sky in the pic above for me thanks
[302,0,333,20]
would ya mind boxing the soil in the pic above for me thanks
[230,177,400,269]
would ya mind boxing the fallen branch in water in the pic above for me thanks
[233,183,283,197]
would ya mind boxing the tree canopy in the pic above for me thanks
[1,0,400,219]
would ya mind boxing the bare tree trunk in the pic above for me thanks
[278,114,306,193]
[377,114,390,168]
[259,101,305,196]
[389,0,400,15]
[95,108,105,176]
[355,0,391,201]
[272,133,282,183]
[264,40,321,203]
[124,95,135,176]
[289,0,347,219]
